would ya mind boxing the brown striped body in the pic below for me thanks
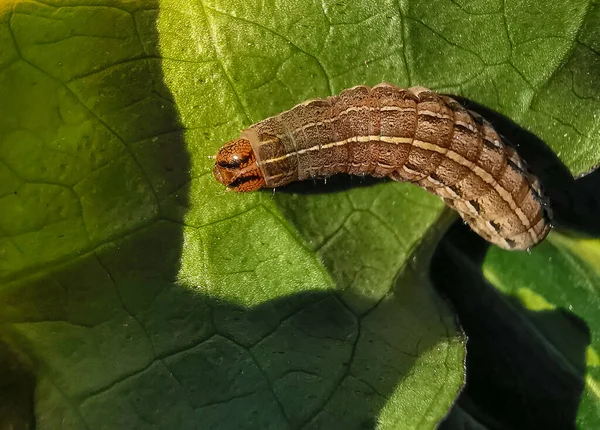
[214,83,552,250]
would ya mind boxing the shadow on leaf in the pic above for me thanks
[2,220,462,429]
[0,0,189,428]
[434,97,594,429]
[434,222,588,430]
[1,3,463,425]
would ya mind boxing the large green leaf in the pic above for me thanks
[0,0,598,428]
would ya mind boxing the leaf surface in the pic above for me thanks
[483,232,600,427]
[0,0,598,428]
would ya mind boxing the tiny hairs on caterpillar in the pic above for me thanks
[213,83,552,251]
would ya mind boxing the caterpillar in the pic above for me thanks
[213,83,552,250]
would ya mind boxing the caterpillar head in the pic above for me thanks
[213,138,266,192]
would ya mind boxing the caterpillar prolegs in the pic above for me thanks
[213,83,552,250]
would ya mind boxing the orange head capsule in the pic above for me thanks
[213,138,266,192]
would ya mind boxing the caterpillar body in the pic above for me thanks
[213,83,551,250]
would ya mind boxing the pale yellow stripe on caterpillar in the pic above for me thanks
[261,134,534,241]
[416,139,534,239]
[253,105,448,150]
[260,135,411,164]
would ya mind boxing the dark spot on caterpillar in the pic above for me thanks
[469,200,481,213]
[405,162,420,173]
[482,138,498,149]
[530,188,544,203]
[218,159,243,169]
[449,184,461,197]
[507,158,524,173]
[453,124,474,136]
[505,238,517,248]
[228,175,263,189]
[490,220,501,232]
[470,112,485,125]
[443,197,456,208]
[429,172,443,183]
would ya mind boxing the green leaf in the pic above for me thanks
[483,232,600,427]
[0,0,598,428]
[433,222,599,429]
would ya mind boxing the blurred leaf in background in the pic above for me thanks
[0,0,598,429]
